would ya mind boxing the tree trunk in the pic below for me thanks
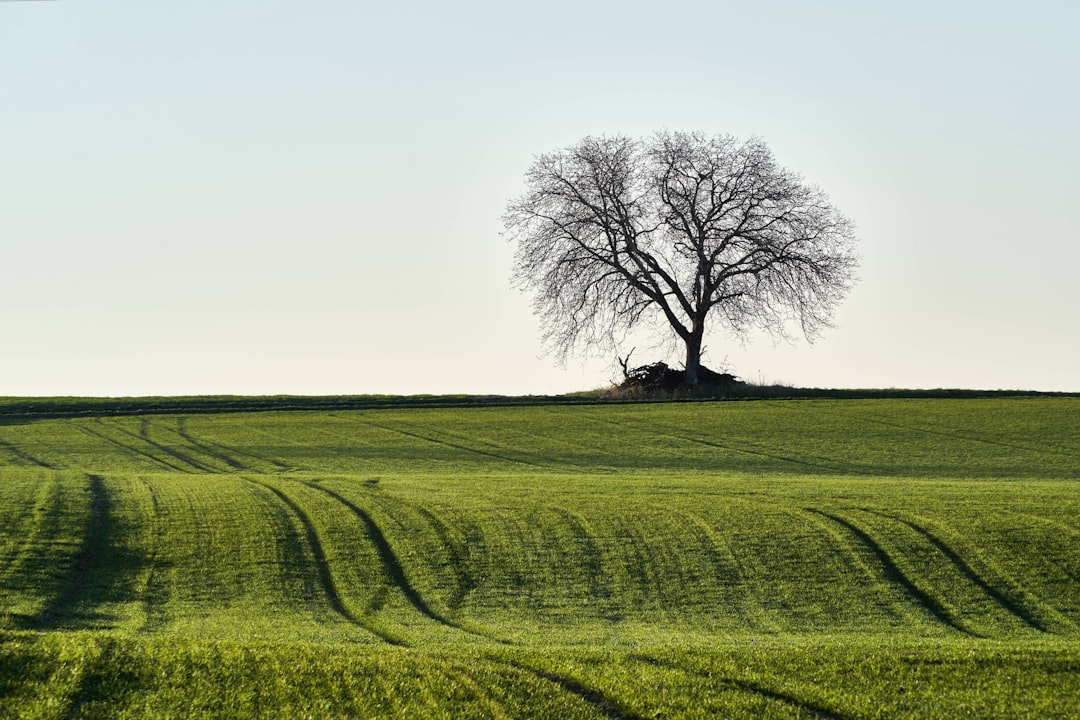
[683,324,704,387]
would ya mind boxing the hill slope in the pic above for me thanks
[1,398,1079,718]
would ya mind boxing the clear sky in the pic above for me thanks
[2,1,1077,396]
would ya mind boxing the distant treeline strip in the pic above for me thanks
[0,387,1076,422]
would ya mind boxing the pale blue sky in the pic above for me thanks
[2,1,1077,395]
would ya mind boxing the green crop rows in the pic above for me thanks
[1,398,1079,718]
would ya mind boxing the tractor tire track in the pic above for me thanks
[391,419,554,468]
[134,477,169,634]
[1021,514,1080,584]
[609,513,665,616]
[675,509,764,631]
[62,638,116,720]
[411,505,478,611]
[344,415,544,468]
[71,422,190,472]
[426,658,513,720]
[391,499,496,619]
[497,660,645,720]
[824,408,1080,461]
[171,417,292,472]
[0,439,53,468]
[300,481,503,642]
[551,507,615,614]
[133,419,219,472]
[233,426,305,471]
[32,475,108,629]
[1024,513,1080,539]
[172,418,250,471]
[0,476,63,588]
[630,654,849,720]
[568,410,848,474]
[863,509,1049,632]
[787,507,912,627]
[245,479,405,646]
[804,509,977,636]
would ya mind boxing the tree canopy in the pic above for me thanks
[504,131,859,387]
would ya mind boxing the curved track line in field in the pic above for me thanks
[520,408,624,471]
[804,509,977,637]
[424,659,512,720]
[1020,514,1080,584]
[862,509,1049,632]
[133,420,219,472]
[133,477,169,634]
[608,513,669,618]
[224,426,305,472]
[629,654,848,720]
[411,505,478,611]
[1023,513,1080,539]
[343,414,544,468]
[245,479,404,646]
[171,418,249,471]
[62,638,115,720]
[169,418,293,473]
[0,439,53,468]
[786,507,912,627]
[0,477,62,588]
[823,408,1080,462]
[300,482,502,643]
[33,475,108,629]
[550,507,616,613]
[566,410,846,474]
[388,418,556,468]
[70,422,189,472]
[497,660,645,720]
[78,419,213,472]
[675,509,771,632]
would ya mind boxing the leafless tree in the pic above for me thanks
[504,131,859,387]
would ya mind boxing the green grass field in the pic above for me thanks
[1,397,1079,718]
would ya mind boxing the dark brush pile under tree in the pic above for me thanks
[505,131,859,387]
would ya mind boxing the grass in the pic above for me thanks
[1,397,1078,717]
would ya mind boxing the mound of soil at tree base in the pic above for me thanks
[619,362,744,393]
